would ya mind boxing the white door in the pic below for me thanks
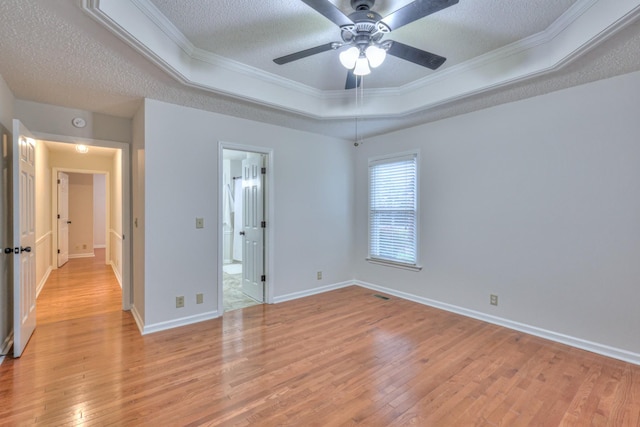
[57,172,69,267]
[241,153,265,302]
[12,119,37,357]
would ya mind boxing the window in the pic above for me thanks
[368,152,420,269]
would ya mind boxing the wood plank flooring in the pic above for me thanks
[1,252,639,425]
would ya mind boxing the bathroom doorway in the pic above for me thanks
[222,148,267,312]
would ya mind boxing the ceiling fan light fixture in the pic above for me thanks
[365,44,386,68]
[353,54,371,76]
[339,46,360,69]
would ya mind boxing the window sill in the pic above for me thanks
[366,258,423,272]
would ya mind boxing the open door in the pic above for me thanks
[57,172,69,267]
[241,153,265,302]
[12,119,37,357]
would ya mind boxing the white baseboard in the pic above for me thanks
[69,253,95,259]
[355,280,640,366]
[141,311,221,335]
[110,261,122,289]
[0,331,14,357]
[273,281,353,304]
[130,305,145,335]
[36,266,52,298]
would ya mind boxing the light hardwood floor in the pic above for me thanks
[1,252,639,425]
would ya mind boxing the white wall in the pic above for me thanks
[68,173,94,257]
[354,70,640,360]
[132,102,146,324]
[0,74,14,354]
[0,74,14,130]
[14,100,131,143]
[139,99,354,329]
[93,174,106,248]
[35,142,52,294]
[110,151,123,285]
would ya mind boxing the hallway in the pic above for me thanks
[37,249,122,325]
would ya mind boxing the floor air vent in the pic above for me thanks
[373,294,390,300]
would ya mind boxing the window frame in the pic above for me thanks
[367,151,422,271]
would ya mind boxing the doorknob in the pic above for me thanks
[20,246,32,253]
[4,248,13,254]
[239,231,245,236]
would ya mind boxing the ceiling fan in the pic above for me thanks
[274,0,459,90]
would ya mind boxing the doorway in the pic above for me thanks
[220,147,271,313]
[56,172,108,267]
[42,138,130,311]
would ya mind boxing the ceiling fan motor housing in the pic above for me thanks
[342,9,386,45]
[351,0,375,11]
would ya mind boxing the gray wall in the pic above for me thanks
[15,100,131,143]
[354,70,640,361]
[0,74,14,354]
[135,99,355,330]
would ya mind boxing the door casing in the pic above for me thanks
[38,132,131,311]
[57,171,69,267]
[218,142,274,315]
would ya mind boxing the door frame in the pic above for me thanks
[218,142,274,315]
[34,131,132,311]
[52,169,110,265]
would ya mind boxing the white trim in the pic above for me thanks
[365,258,422,272]
[37,130,132,312]
[94,244,106,249]
[0,331,13,356]
[368,150,420,267]
[36,231,52,245]
[218,142,275,316]
[35,231,53,296]
[36,266,52,298]
[110,229,123,240]
[130,304,145,335]
[69,253,96,259]
[110,261,122,288]
[80,0,640,119]
[273,281,353,304]
[355,280,640,366]
[141,311,220,335]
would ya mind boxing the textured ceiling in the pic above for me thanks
[0,0,639,140]
[149,0,578,89]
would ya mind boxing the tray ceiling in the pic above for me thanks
[82,0,640,119]
[0,0,639,139]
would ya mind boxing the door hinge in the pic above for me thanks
[261,275,266,282]
[57,214,60,219]
[57,179,60,184]
[261,221,266,228]
[57,249,60,254]
[261,167,266,174]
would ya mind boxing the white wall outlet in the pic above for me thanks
[196,217,204,229]
[317,271,322,280]
[176,296,185,308]
[196,293,204,304]
[490,294,498,306]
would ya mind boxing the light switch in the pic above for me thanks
[196,217,204,229]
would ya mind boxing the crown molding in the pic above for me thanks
[82,0,640,119]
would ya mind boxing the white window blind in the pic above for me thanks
[369,153,418,266]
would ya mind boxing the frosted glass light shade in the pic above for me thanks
[353,55,371,76]
[365,45,386,68]
[339,47,359,69]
